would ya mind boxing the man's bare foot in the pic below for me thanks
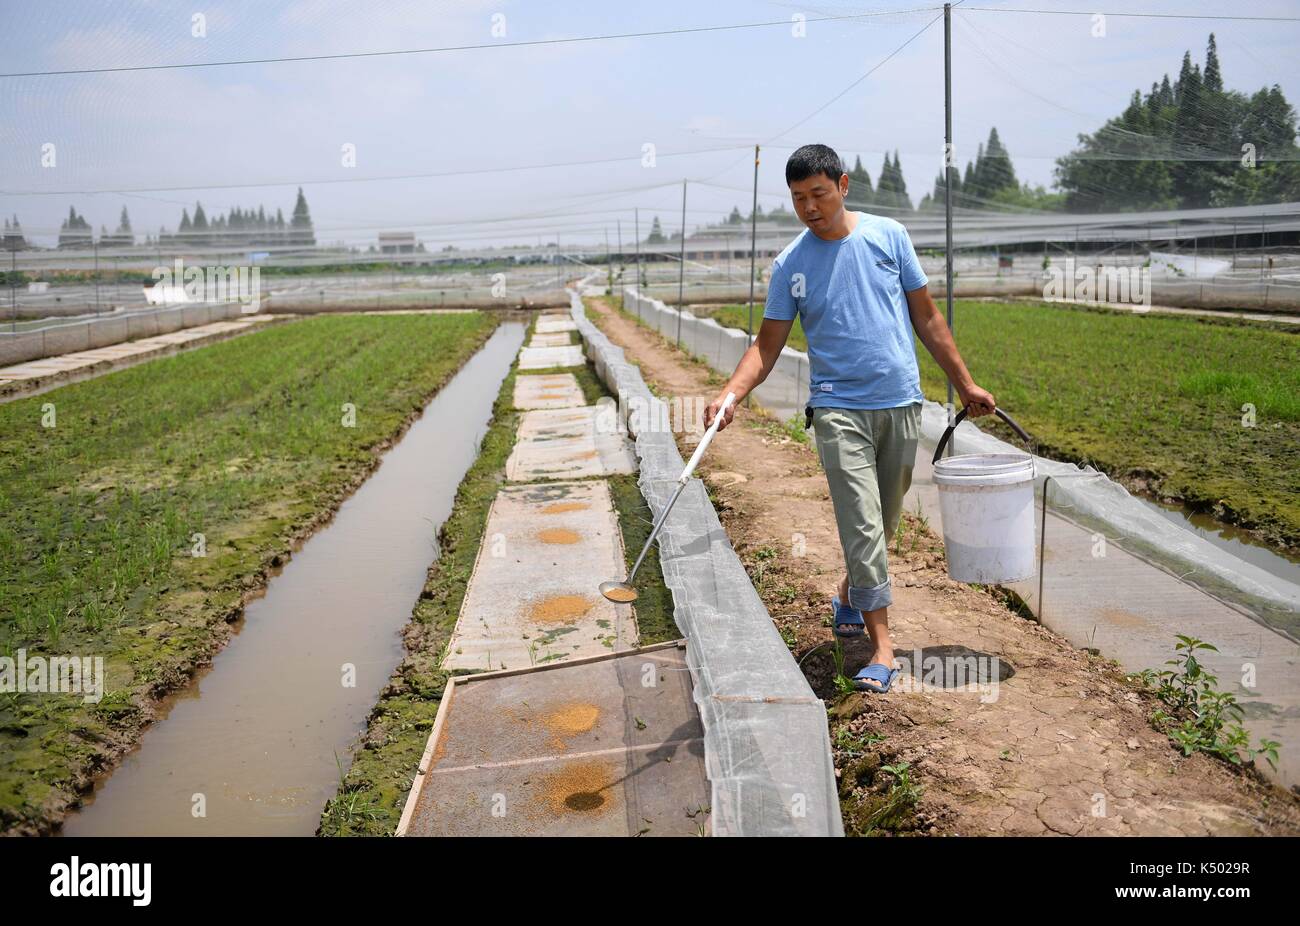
[857,644,895,692]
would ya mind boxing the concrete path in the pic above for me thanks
[400,644,707,836]
[505,405,637,480]
[528,331,573,348]
[443,480,636,671]
[535,317,578,334]
[518,344,584,369]
[512,372,585,410]
[0,315,280,399]
[409,308,715,836]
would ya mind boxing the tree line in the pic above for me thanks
[40,188,317,250]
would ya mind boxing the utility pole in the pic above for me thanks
[634,208,642,320]
[605,228,613,295]
[748,145,760,348]
[943,3,955,445]
[616,218,622,297]
[1260,213,1266,282]
[676,179,686,349]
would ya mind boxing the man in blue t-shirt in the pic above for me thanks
[704,143,995,694]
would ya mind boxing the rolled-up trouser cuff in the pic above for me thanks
[848,578,892,612]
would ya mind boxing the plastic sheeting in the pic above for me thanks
[569,284,843,837]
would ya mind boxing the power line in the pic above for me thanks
[0,145,750,196]
[0,8,942,79]
[701,8,946,183]
[959,7,1300,22]
[766,9,945,142]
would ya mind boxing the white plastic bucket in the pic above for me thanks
[932,452,1037,583]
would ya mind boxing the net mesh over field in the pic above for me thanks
[569,286,843,838]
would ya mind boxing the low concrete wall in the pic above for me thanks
[0,303,244,367]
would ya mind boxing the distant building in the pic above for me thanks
[378,231,417,255]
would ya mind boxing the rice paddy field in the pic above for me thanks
[0,311,498,833]
[697,300,1300,552]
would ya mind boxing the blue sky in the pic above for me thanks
[2,0,1298,248]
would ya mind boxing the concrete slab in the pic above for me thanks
[0,316,279,398]
[443,480,637,671]
[505,405,636,480]
[512,372,585,410]
[518,344,584,369]
[535,318,578,334]
[399,643,709,836]
[528,332,572,348]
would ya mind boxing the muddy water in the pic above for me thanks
[60,320,526,836]
[1131,495,1300,587]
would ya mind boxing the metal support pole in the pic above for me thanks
[1260,214,1266,282]
[676,179,686,349]
[943,3,955,450]
[748,145,760,349]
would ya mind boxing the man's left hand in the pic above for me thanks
[960,384,996,418]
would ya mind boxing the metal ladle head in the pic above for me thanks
[597,390,736,607]
[599,580,639,603]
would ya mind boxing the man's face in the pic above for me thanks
[788,171,849,234]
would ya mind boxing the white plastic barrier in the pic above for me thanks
[570,284,843,838]
[622,287,811,421]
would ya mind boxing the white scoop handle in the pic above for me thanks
[679,391,735,483]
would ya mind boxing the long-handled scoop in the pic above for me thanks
[600,391,736,603]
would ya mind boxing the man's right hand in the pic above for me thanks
[703,392,738,432]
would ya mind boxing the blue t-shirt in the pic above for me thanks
[764,211,928,409]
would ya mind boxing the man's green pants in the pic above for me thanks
[810,402,921,613]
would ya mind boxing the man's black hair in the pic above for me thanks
[785,144,845,185]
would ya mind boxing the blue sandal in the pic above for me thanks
[853,663,900,694]
[831,595,866,638]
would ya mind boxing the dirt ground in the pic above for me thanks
[586,295,1300,836]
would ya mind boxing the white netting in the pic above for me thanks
[623,284,1300,636]
[570,284,842,838]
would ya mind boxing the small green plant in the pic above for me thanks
[749,544,778,588]
[855,760,922,835]
[320,750,388,833]
[835,727,884,757]
[781,412,811,444]
[830,640,855,695]
[1130,634,1282,771]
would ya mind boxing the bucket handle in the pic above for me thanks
[932,406,1032,465]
